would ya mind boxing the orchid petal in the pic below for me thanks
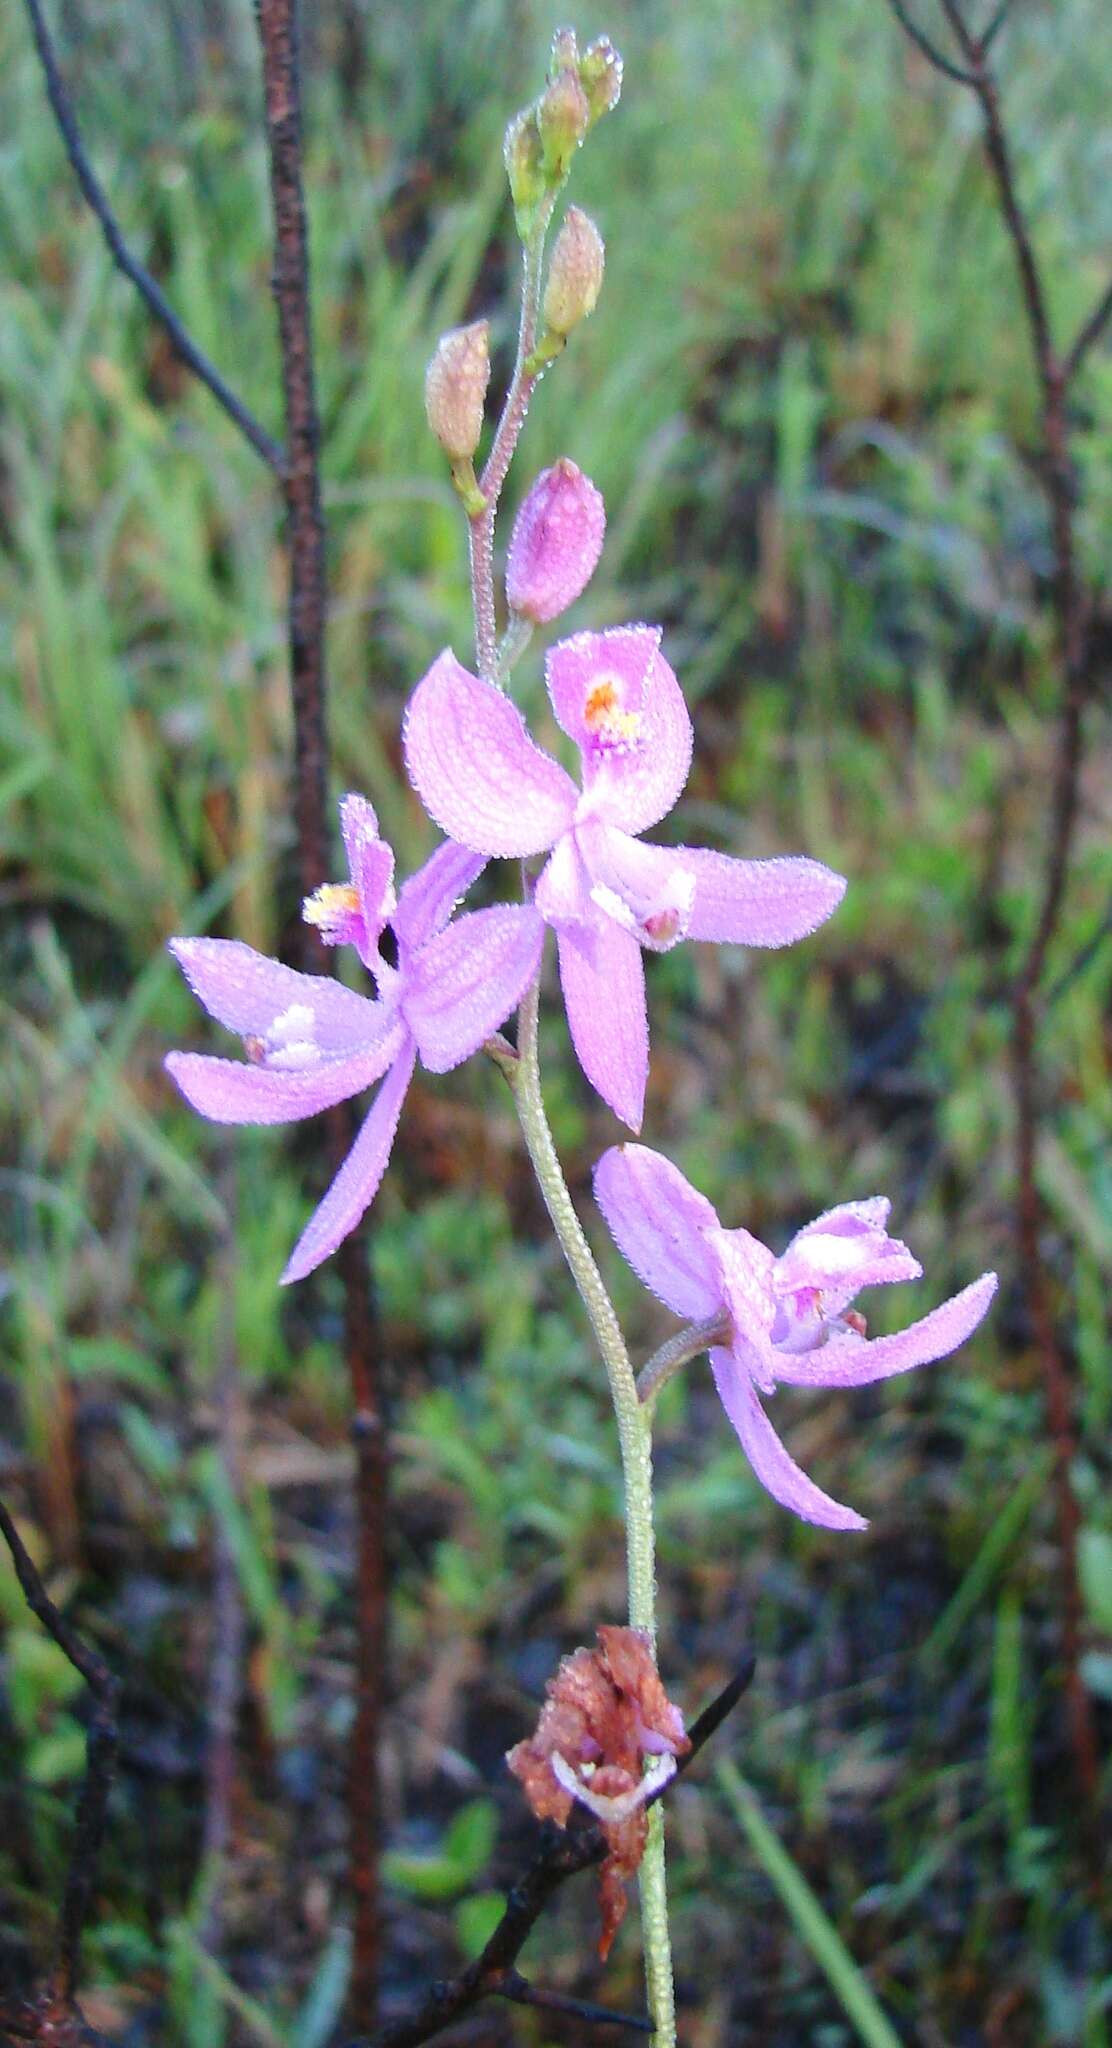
[772,1273,998,1388]
[709,1347,867,1531]
[340,793,395,923]
[403,649,577,856]
[169,938,380,1053]
[404,906,544,1073]
[535,833,593,927]
[281,1040,417,1284]
[556,912,648,1131]
[706,1225,778,1389]
[549,627,693,836]
[165,1023,405,1125]
[676,849,846,946]
[593,1144,722,1319]
[394,841,487,955]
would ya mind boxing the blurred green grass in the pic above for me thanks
[1,1,1110,2043]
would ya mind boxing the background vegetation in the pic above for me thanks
[1,1,1109,2042]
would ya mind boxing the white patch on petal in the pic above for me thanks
[790,1230,876,1277]
[259,1002,323,1071]
[266,1041,321,1070]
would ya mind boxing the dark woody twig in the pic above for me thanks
[1046,892,1112,1010]
[346,1654,757,2048]
[1063,274,1112,383]
[492,1972,652,2031]
[254,0,387,2022]
[885,0,1102,1813]
[21,0,285,475]
[0,1494,121,2010]
[883,0,975,83]
[254,0,331,911]
[979,0,1015,53]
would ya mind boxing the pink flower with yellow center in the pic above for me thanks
[166,796,542,1282]
[594,1145,998,1530]
[403,625,846,1129]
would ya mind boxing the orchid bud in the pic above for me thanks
[548,27,580,75]
[543,207,605,337]
[580,36,623,125]
[506,459,606,623]
[538,64,590,179]
[503,107,547,235]
[424,321,490,461]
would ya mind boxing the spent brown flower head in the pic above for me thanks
[507,1625,689,1957]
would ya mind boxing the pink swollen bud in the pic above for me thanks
[506,460,606,623]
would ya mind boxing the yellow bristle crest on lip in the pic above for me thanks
[583,675,642,746]
[302,882,360,930]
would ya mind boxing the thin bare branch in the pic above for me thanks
[882,0,1102,1814]
[1046,891,1112,1008]
[980,0,1016,52]
[493,1971,653,2031]
[937,0,973,49]
[21,0,285,473]
[968,13,1100,1829]
[1063,273,1112,384]
[884,0,976,83]
[966,57,1057,390]
[253,1,387,2021]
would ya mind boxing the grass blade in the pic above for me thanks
[717,1761,903,2048]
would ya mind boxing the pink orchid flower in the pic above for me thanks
[166,796,543,1284]
[594,1144,998,1530]
[403,625,846,1129]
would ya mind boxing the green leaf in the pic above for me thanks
[26,1717,88,1786]
[443,1797,498,1875]
[383,1798,498,1901]
[454,1891,505,1959]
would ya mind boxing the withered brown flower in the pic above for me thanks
[506,1624,689,1958]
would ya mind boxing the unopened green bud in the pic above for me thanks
[503,107,547,235]
[538,65,590,180]
[424,320,490,461]
[543,206,605,336]
[579,36,623,126]
[548,26,580,76]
